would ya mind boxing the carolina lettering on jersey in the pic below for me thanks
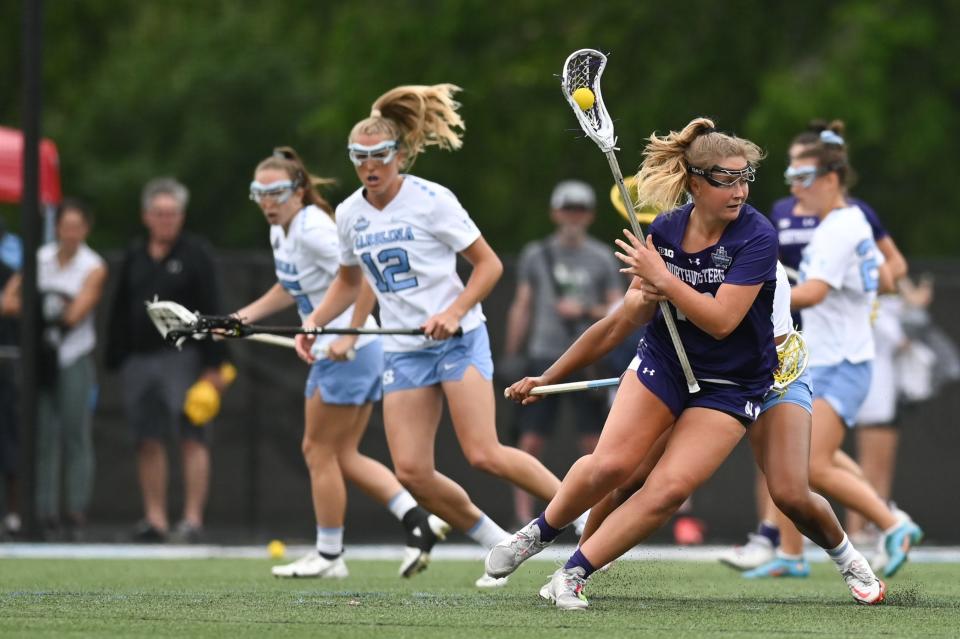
[354,226,416,250]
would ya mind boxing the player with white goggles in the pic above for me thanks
[248,178,300,205]
[348,140,398,166]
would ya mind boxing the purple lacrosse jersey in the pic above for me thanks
[644,203,778,390]
[770,196,888,271]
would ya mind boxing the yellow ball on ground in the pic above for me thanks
[267,539,286,560]
[572,87,595,111]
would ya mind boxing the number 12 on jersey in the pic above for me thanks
[361,248,419,293]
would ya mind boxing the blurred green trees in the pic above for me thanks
[1,0,957,255]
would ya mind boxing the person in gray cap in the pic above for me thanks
[502,179,624,527]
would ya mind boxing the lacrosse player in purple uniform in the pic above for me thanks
[503,258,888,607]
[487,118,795,609]
[296,85,571,587]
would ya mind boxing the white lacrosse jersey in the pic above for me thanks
[270,205,378,358]
[771,262,793,340]
[335,175,485,352]
[798,205,884,366]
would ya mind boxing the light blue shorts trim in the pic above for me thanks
[809,360,872,427]
[761,368,813,416]
[382,325,494,394]
[305,339,384,405]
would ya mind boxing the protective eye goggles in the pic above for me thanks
[783,166,824,188]
[688,164,755,188]
[348,140,398,166]
[249,180,296,204]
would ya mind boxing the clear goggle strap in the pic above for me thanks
[561,49,617,152]
[772,328,809,392]
[348,140,398,166]
[249,180,295,204]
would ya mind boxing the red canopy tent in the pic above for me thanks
[0,125,62,206]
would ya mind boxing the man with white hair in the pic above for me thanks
[105,177,232,543]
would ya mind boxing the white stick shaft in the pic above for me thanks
[604,150,700,393]
[528,378,621,396]
[246,334,296,349]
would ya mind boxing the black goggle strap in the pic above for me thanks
[688,164,755,187]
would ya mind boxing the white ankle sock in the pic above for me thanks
[467,514,510,549]
[387,490,419,521]
[826,534,858,568]
[316,526,344,557]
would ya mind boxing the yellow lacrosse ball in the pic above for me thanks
[183,379,221,426]
[267,539,286,560]
[572,87,595,110]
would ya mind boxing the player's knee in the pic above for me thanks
[301,437,334,466]
[768,484,810,519]
[647,478,693,516]
[463,446,502,475]
[588,454,634,491]
[394,464,434,493]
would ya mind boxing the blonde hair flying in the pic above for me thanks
[349,84,465,170]
[635,117,764,212]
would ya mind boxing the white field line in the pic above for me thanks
[2,543,960,564]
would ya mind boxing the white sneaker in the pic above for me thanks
[839,554,886,605]
[475,573,509,588]
[539,567,589,610]
[271,553,349,579]
[484,519,553,578]
[718,533,775,571]
[399,514,451,578]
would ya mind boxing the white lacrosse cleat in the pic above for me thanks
[484,519,553,578]
[839,554,886,605]
[539,566,589,610]
[719,533,776,571]
[475,573,509,588]
[399,513,451,578]
[271,552,348,579]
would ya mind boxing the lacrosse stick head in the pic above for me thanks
[561,49,616,152]
[772,329,810,392]
[145,299,201,348]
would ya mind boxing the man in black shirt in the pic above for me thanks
[105,177,230,542]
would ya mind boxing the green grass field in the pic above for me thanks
[1,559,957,638]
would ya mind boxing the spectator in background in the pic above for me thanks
[105,178,232,543]
[2,200,107,540]
[502,180,623,526]
[0,218,20,538]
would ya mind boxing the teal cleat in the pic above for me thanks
[742,556,810,579]
[881,520,923,578]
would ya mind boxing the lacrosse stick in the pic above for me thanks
[146,300,295,349]
[502,377,621,399]
[146,299,459,344]
[771,328,809,393]
[561,48,699,392]
[146,300,363,359]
